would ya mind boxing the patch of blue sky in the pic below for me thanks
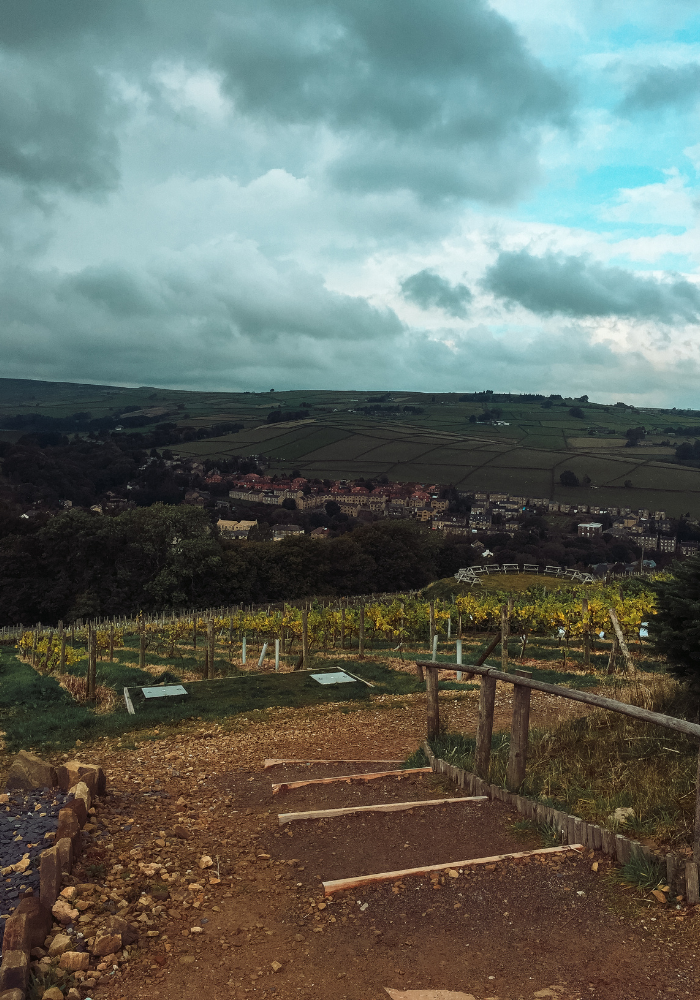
[672,17,700,44]
[607,252,699,272]
[511,165,683,234]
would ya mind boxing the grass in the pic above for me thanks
[423,673,697,849]
[613,855,665,894]
[0,648,376,752]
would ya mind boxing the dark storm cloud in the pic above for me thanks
[212,0,571,202]
[0,0,570,202]
[400,269,473,318]
[619,63,700,114]
[483,250,700,323]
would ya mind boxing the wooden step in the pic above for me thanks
[278,795,488,824]
[271,767,431,794]
[322,844,584,896]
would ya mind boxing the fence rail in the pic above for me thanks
[418,658,700,863]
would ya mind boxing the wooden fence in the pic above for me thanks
[418,657,700,863]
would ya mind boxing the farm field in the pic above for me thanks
[3,378,700,513]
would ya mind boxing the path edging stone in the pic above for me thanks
[422,741,698,900]
[0,755,106,1000]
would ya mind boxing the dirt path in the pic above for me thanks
[34,694,700,1000]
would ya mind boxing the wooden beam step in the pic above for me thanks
[263,758,404,770]
[272,767,431,795]
[322,844,584,896]
[278,795,488,824]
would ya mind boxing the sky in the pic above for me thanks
[2,1,700,405]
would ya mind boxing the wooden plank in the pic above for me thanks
[278,795,488,825]
[263,758,404,770]
[415,661,700,740]
[322,844,583,897]
[271,767,431,794]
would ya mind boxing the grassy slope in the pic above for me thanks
[2,380,700,514]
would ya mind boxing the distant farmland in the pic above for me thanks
[3,379,700,515]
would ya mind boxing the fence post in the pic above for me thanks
[87,626,97,701]
[426,665,440,740]
[475,673,497,778]
[207,620,214,679]
[59,621,66,672]
[302,610,309,667]
[501,604,509,673]
[506,670,532,791]
[359,604,365,659]
[582,598,590,670]
[694,745,700,864]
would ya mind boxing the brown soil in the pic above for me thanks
[18,694,700,1000]
[269,772,469,811]
[263,797,539,882]
[265,761,408,782]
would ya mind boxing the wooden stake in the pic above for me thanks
[694,745,700,864]
[426,665,440,739]
[506,671,532,791]
[475,675,497,778]
[301,609,309,668]
[609,608,635,674]
[207,619,214,679]
[501,604,509,673]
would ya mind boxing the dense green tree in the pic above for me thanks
[648,557,700,697]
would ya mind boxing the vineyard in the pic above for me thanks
[14,577,658,689]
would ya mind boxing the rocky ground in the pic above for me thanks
[8,687,700,1000]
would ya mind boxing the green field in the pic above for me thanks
[3,379,700,514]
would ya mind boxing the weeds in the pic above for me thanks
[509,818,561,848]
[612,855,665,894]
[424,674,696,848]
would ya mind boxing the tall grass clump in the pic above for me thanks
[427,674,696,848]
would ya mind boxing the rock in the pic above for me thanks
[56,808,81,854]
[48,933,73,957]
[103,915,139,945]
[190,926,203,934]
[60,886,78,902]
[15,897,52,949]
[52,899,79,924]
[6,750,57,792]
[65,796,88,827]
[0,948,31,993]
[62,760,106,796]
[91,933,122,956]
[609,807,635,824]
[40,847,62,907]
[198,856,213,869]
[42,987,64,1000]
[67,989,82,1000]
[271,961,282,973]
[59,951,90,971]
[179,955,195,964]
[56,836,73,875]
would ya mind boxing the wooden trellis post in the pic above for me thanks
[475,673,497,778]
[506,669,532,791]
[207,620,214,680]
[501,604,509,673]
[582,598,591,669]
[301,609,309,668]
[426,666,439,739]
